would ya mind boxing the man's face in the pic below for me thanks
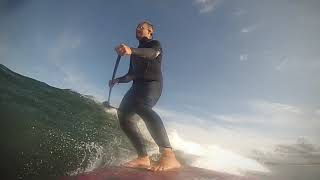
[136,23,152,40]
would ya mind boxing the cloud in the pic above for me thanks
[156,107,209,125]
[129,107,271,174]
[214,100,318,127]
[251,100,302,115]
[149,105,320,173]
[210,100,320,141]
[155,99,320,150]
[240,54,248,61]
[275,56,289,71]
[241,24,259,33]
[126,106,271,175]
[45,30,106,101]
[155,107,282,153]
[252,137,320,165]
[193,0,222,14]
[233,8,247,17]
[47,30,82,64]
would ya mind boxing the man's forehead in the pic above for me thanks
[137,22,149,28]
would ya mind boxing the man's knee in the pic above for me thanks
[135,104,153,114]
[117,110,135,129]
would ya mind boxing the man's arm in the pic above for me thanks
[116,59,135,83]
[131,40,162,60]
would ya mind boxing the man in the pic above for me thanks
[109,21,181,171]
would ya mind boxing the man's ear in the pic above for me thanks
[148,29,153,37]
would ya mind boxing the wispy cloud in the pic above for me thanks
[241,24,259,33]
[193,0,222,14]
[47,30,82,64]
[252,100,302,115]
[151,104,320,173]
[130,106,271,175]
[150,107,272,174]
[58,65,105,101]
[233,8,247,17]
[240,54,248,61]
[155,107,283,153]
[214,100,318,127]
[211,100,320,142]
[275,56,289,71]
[252,137,320,165]
[155,99,320,151]
[45,30,105,101]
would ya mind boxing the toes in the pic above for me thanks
[122,163,133,167]
[145,160,182,172]
[160,166,165,171]
[153,166,159,171]
[153,167,159,171]
[150,165,159,172]
[155,165,163,172]
[147,165,156,171]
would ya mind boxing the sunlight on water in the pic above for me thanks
[168,130,270,176]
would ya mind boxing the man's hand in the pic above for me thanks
[115,44,132,56]
[109,79,119,88]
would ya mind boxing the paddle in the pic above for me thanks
[104,55,121,109]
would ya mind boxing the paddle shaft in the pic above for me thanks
[107,55,121,104]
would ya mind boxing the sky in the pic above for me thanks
[1,0,320,174]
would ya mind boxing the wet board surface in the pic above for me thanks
[60,166,256,180]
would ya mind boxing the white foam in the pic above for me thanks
[169,130,270,175]
[67,142,104,176]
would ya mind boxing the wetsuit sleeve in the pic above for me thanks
[117,59,135,83]
[130,40,162,60]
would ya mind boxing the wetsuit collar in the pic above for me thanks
[139,37,152,45]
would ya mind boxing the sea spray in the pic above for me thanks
[168,130,270,176]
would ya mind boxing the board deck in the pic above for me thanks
[60,166,256,180]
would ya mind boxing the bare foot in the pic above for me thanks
[148,148,181,172]
[121,155,151,169]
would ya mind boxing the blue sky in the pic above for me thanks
[1,0,320,170]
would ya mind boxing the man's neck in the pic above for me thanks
[139,37,152,44]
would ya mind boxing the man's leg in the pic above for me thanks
[135,105,171,149]
[117,110,151,168]
[135,104,181,171]
[118,110,148,156]
[117,89,151,168]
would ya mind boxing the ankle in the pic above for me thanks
[160,147,172,151]
[161,147,175,157]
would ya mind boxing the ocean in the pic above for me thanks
[1,64,319,180]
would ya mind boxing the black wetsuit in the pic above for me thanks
[116,37,171,156]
